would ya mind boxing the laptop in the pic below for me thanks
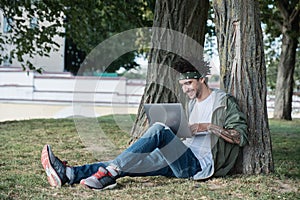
[144,103,193,138]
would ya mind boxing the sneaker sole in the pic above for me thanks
[80,180,117,191]
[41,145,62,187]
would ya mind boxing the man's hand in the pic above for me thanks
[189,123,211,135]
[207,124,240,144]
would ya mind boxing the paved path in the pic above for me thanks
[0,102,299,122]
[0,102,139,122]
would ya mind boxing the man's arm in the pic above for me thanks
[189,123,210,133]
[189,123,241,145]
[194,95,248,146]
[207,124,240,144]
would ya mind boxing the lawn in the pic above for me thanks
[0,116,299,199]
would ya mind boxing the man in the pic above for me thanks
[41,58,248,190]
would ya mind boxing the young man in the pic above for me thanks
[41,58,248,190]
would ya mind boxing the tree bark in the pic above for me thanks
[130,0,209,140]
[273,0,299,120]
[213,0,274,174]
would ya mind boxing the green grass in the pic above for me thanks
[269,119,300,179]
[0,116,299,199]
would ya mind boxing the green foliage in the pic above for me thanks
[0,117,299,199]
[264,37,300,91]
[259,0,299,38]
[204,1,216,57]
[62,1,153,52]
[61,1,154,75]
[264,36,280,91]
[259,0,300,91]
[0,0,154,73]
[0,0,64,71]
[259,0,282,37]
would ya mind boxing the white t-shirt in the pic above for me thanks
[183,91,215,173]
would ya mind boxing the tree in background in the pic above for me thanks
[0,0,154,74]
[213,0,273,174]
[0,0,64,72]
[259,0,299,120]
[61,1,154,75]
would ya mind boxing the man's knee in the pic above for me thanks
[143,123,166,138]
[150,122,166,130]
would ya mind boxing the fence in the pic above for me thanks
[0,66,145,105]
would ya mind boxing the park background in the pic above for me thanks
[0,0,299,199]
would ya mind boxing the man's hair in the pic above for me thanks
[172,57,210,77]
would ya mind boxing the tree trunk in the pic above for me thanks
[130,0,209,140]
[273,1,299,120]
[213,0,274,174]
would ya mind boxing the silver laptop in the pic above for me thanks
[144,103,193,138]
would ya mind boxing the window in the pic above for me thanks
[2,55,11,66]
[30,17,38,29]
[3,17,12,33]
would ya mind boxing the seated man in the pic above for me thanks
[41,58,248,190]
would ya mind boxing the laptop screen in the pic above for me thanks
[144,103,192,138]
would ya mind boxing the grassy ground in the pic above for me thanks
[0,116,299,200]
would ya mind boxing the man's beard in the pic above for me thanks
[195,87,202,99]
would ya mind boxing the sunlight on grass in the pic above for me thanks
[0,117,299,199]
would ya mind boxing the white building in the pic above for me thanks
[0,10,147,121]
[0,10,65,72]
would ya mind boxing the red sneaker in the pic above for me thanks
[41,145,69,187]
[80,167,117,190]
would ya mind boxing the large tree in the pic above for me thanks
[260,0,299,120]
[213,0,273,174]
[131,0,209,138]
[132,0,274,175]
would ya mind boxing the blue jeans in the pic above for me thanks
[69,124,201,184]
